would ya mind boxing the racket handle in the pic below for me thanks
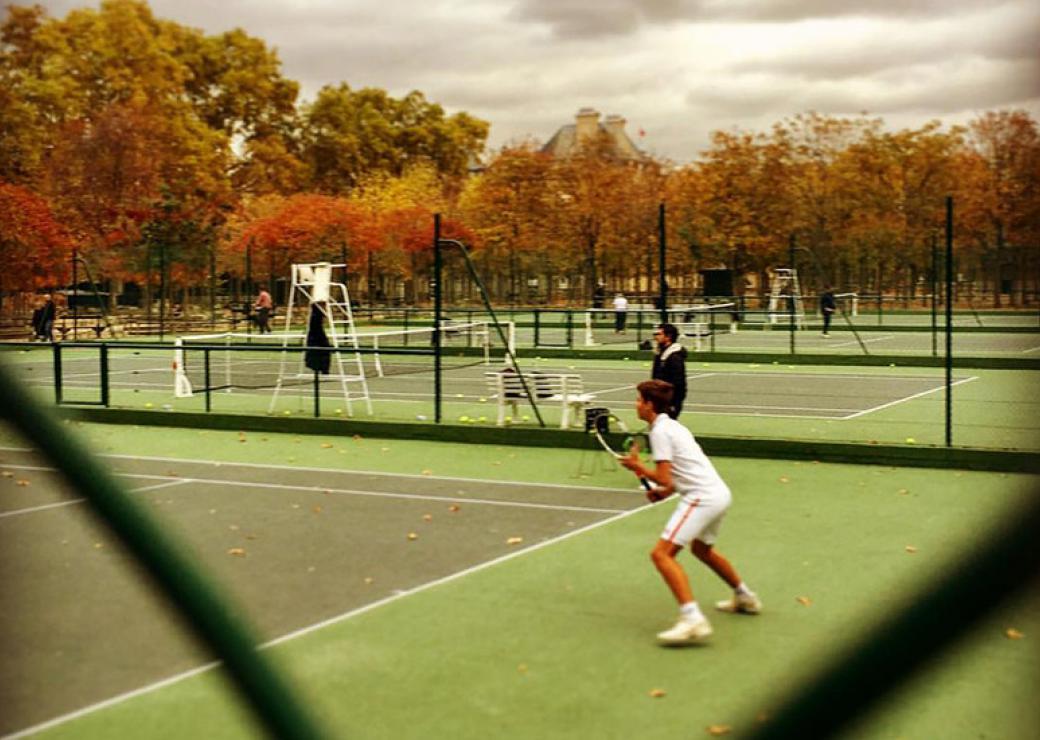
[640,478,652,492]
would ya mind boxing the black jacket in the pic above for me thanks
[651,342,687,404]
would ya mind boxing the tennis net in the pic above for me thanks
[583,304,738,346]
[175,321,514,393]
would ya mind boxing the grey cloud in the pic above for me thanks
[509,0,1011,38]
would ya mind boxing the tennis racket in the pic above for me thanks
[590,410,652,491]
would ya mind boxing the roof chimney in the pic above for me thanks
[575,107,600,142]
[603,114,626,136]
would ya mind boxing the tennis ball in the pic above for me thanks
[144,402,154,409]
[335,408,343,415]
[478,416,487,422]
[905,437,916,444]
[283,410,292,416]
[459,415,470,422]
[416,414,427,421]
[522,415,530,421]
[479,397,487,403]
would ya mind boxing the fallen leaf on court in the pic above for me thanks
[306,566,316,573]
[517,663,528,674]
[320,443,333,449]
[492,461,502,466]
[16,479,29,486]
[2,471,13,477]
[796,596,812,606]
[407,532,419,541]
[423,514,433,522]
[312,505,322,514]
[449,505,460,512]
[1005,628,1024,640]
[228,524,240,531]
[649,688,666,698]
[421,469,433,476]
[706,725,732,736]
[898,488,909,495]
[246,534,257,540]
[352,435,362,441]
[381,447,390,452]
[364,577,374,584]
[227,548,246,557]
[506,537,524,545]
[905,546,918,554]
[291,503,301,509]
[778,476,789,483]
[93,542,104,549]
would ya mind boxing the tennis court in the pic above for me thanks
[1,425,1036,739]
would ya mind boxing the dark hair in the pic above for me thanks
[637,380,673,413]
[658,323,678,342]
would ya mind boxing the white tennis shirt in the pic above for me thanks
[648,414,729,501]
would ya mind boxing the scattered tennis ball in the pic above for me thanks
[144,402,153,408]
[479,397,487,403]
[455,393,464,398]
[905,437,916,444]
[459,415,470,422]
[521,415,530,421]
[478,416,487,422]
[416,414,428,421]
[407,532,419,541]
[335,408,343,414]
[283,410,291,416]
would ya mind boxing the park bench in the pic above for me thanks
[485,370,594,429]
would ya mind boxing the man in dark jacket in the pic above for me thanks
[819,287,837,337]
[651,323,687,419]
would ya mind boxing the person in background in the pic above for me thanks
[820,286,837,337]
[38,294,56,341]
[651,323,688,419]
[612,292,629,333]
[253,288,273,334]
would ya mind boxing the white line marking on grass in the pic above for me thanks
[1,503,651,740]
[842,376,980,419]
[165,476,628,514]
[829,334,896,349]
[0,477,188,519]
[0,450,635,494]
[1023,345,1040,354]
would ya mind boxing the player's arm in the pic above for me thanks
[620,455,675,502]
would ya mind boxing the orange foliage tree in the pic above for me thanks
[0,182,72,307]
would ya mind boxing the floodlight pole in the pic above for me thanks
[72,248,79,335]
[931,232,938,357]
[658,203,667,325]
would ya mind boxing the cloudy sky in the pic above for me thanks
[37,0,1040,162]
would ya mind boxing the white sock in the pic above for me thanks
[679,602,703,620]
[735,582,752,596]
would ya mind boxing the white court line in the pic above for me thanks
[0,503,650,740]
[0,479,188,520]
[0,460,628,514]
[1023,345,1040,354]
[0,448,633,494]
[828,334,896,349]
[842,376,979,419]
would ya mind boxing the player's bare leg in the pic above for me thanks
[651,540,713,644]
[692,540,763,615]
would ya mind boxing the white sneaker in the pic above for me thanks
[715,593,763,614]
[656,615,713,645]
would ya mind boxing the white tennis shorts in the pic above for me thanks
[659,488,732,547]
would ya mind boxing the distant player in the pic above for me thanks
[621,380,762,645]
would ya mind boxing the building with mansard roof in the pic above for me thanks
[541,108,644,160]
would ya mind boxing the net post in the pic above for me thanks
[658,202,668,325]
[53,341,63,404]
[100,343,110,407]
[313,369,320,418]
[534,308,541,346]
[204,348,212,413]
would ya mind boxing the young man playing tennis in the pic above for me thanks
[621,380,761,645]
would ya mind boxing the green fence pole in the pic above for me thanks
[0,361,326,739]
[945,196,954,447]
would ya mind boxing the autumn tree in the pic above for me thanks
[0,182,71,309]
[301,85,489,193]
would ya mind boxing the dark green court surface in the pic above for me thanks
[0,424,1036,739]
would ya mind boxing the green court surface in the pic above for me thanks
[6,346,1038,450]
[0,422,1036,739]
